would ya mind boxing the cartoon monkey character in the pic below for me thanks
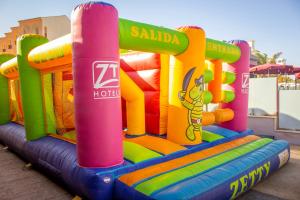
[178,67,204,141]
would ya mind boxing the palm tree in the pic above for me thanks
[254,50,268,65]
[268,52,283,64]
[254,50,283,65]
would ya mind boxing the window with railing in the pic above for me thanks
[8,41,12,49]
[44,26,48,38]
[2,44,6,52]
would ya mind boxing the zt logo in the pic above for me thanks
[92,61,120,99]
[241,73,249,94]
[93,61,119,88]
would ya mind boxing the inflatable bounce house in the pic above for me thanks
[0,2,290,199]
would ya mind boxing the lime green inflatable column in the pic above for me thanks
[0,75,9,124]
[17,35,49,140]
[0,54,15,124]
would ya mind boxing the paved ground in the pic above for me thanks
[0,145,72,200]
[239,145,300,200]
[0,144,299,200]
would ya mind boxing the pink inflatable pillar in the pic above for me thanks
[221,41,250,132]
[71,2,123,167]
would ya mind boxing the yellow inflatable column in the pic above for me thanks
[168,27,206,145]
[120,69,145,135]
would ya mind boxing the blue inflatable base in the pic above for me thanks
[0,123,289,200]
[114,140,289,200]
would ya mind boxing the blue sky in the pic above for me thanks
[0,0,299,65]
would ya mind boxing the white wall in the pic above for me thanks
[41,16,70,41]
[279,90,300,130]
[249,77,277,116]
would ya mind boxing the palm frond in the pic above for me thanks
[254,51,268,65]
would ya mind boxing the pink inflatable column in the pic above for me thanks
[71,2,123,167]
[221,41,250,132]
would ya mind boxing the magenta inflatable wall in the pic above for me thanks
[221,41,250,132]
[71,2,123,167]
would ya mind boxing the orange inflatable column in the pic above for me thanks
[208,60,222,103]
[168,26,206,145]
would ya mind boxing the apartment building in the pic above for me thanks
[0,15,70,54]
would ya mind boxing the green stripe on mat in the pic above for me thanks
[124,141,162,163]
[202,130,224,142]
[135,138,272,196]
[63,130,76,140]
